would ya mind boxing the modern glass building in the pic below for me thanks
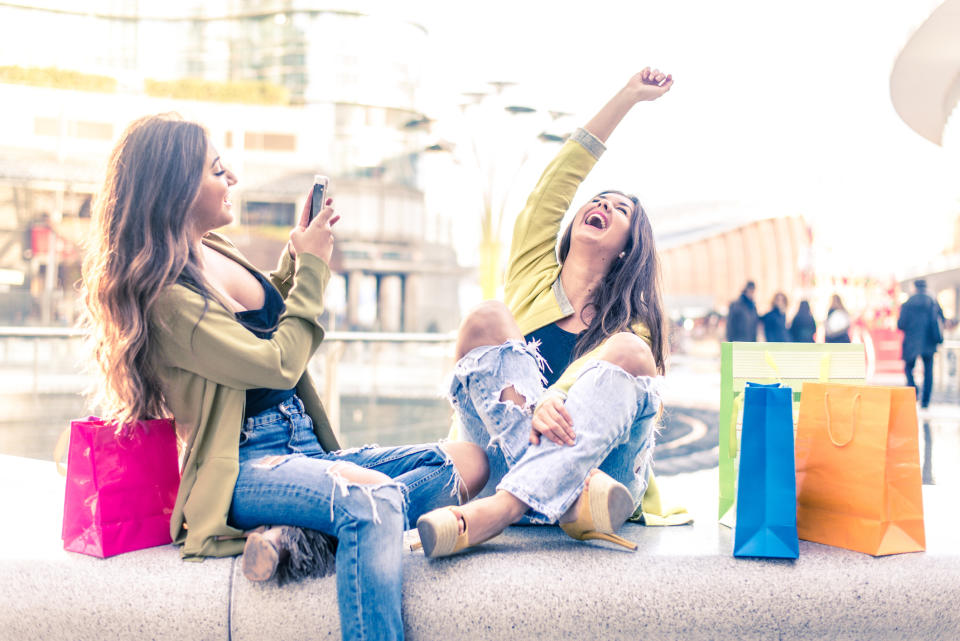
[0,1,459,331]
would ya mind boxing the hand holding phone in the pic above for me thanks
[309,175,329,223]
[291,175,338,264]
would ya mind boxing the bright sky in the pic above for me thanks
[393,0,960,279]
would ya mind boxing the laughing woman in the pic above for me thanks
[416,68,675,557]
[81,114,487,641]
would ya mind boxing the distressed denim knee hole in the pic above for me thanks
[498,384,530,410]
[325,465,406,526]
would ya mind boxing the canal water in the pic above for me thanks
[0,393,456,461]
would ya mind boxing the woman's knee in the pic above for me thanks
[456,301,521,359]
[440,441,489,502]
[597,332,657,377]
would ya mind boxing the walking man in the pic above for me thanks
[726,281,759,342]
[898,279,944,409]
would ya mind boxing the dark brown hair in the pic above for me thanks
[81,113,208,423]
[557,190,666,374]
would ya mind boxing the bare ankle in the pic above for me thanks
[559,470,600,524]
[492,490,528,522]
[559,498,580,524]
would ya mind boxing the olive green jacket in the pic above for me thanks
[150,233,340,559]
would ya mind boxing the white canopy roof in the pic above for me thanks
[890,0,960,145]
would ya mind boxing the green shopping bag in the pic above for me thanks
[718,342,866,527]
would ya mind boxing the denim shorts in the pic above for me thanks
[449,340,660,523]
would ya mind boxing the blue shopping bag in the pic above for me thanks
[733,382,799,559]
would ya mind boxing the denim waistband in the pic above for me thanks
[244,394,305,427]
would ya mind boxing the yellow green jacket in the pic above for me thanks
[504,128,689,526]
[150,233,340,559]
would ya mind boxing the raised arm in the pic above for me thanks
[504,69,673,303]
[583,67,673,143]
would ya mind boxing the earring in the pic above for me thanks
[618,251,626,259]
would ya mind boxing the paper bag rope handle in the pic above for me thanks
[824,391,860,447]
[732,352,832,458]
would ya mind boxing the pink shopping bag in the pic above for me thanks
[58,417,180,558]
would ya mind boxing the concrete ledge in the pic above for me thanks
[2,454,958,640]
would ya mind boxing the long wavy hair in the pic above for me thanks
[81,114,209,424]
[557,190,666,374]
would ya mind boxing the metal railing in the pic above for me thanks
[0,327,456,343]
[0,327,457,440]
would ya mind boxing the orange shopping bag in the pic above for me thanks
[795,383,924,556]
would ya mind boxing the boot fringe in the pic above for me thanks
[274,526,338,586]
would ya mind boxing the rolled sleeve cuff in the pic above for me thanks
[571,127,606,160]
[534,388,568,414]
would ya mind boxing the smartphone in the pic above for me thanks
[309,175,329,223]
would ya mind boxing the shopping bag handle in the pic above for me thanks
[824,391,860,447]
[54,427,70,476]
[764,351,831,384]
[728,392,744,458]
[763,351,784,384]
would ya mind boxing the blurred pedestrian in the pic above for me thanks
[897,279,944,409]
[726,280,759,342]
[761,292,789,342]
[788,300,817,343]
[824,294,851,343]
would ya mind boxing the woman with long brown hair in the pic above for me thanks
[416,68,675,558]
[81,113,487,641]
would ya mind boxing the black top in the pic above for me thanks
[524,322,581,387]
[788,311,817,343]
[761,308,788,342]
[236,270,296,419]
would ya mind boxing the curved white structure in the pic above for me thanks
[890,0,960,145]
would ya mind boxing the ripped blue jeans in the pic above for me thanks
[450,340,660,523]
[229,395,462,641]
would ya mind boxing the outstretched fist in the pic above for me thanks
[626,67,674,102]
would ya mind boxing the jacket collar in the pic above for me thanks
[201,232,259,273]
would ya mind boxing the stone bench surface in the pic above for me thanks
[2,453,958,641]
